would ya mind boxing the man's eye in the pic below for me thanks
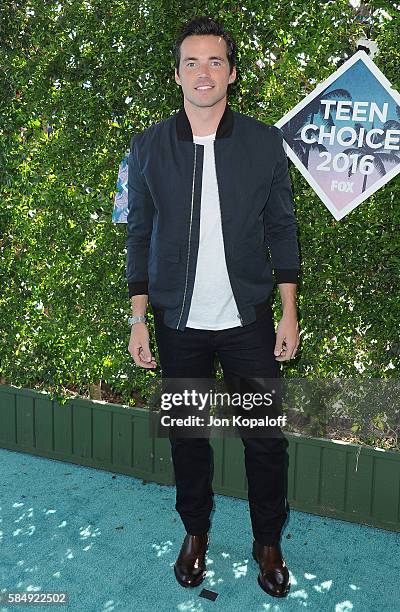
[187,62,195,67]
[212,61,221,66]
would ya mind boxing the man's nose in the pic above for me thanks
[197,64,212,76]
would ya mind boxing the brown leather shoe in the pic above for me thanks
[173,533,209,588]
[252,540,290,597]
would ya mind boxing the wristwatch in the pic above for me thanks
[128,315,147,326]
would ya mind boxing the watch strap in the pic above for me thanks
[128,315,147,326]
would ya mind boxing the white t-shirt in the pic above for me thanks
[186,132,241,330]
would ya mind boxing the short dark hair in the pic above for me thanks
[173,16,236,76]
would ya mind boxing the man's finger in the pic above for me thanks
[274,334,285,356]
[131,346,157,368]
[134,354,157,368]
[275,341,298,361]
[291,340,300,359]
[291,337,300,358]
[138,346,152,363]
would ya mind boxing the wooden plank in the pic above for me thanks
[35,397,53,452]
[132,414,153,473]
[320,446,347,512]
[372,454,400,523]
[112,412,132,468]
[0,391,16,444]
[92,408,112,463]
[53,399,72,454]
[72,401,92,459]
[345,449,373,516]
[153,435,174,484]
[221,435,246,494]
[287,435,297,500]
[293,440,321,505]
[16,394,34,448]
[210,436,224,490]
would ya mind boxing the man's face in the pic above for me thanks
[175,34,236,108]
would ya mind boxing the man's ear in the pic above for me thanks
[175,68,181,86]
[228,66,237,85]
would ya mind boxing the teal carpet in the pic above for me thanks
[1,447,399,611]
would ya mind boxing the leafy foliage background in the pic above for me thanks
[0,1,399,410]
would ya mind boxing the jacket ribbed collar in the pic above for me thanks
[176,102,234,141]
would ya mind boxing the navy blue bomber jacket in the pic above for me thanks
[126,103,301,331]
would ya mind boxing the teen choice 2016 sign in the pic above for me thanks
[275,50,400,220]
[112,151,129,223]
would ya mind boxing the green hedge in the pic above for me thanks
[1,1,399,422]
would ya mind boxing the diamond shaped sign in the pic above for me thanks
[112,150,129,223]
[275,50,400,220]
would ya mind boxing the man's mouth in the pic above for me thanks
[195,85,214,90]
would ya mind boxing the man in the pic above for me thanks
[126,16,300,599]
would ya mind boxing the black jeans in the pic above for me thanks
[153,305,290,546]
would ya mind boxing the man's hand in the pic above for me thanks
[274,310,300,361]
[128,322,157,368]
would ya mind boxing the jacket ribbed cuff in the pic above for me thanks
[128,281,148,298]
[274,269,300,284]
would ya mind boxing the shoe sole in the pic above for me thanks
[252,550,290,598]
[173,564,206,588]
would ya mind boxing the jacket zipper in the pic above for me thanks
[176,142,197,329]
[212,141,244,326]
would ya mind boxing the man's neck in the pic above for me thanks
[184,97,227,137]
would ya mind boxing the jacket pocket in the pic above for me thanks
[230,234,272,286]
[148,241,182,309]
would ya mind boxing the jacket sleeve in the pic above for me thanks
[125,134,155,298]
[263,126,301,284]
